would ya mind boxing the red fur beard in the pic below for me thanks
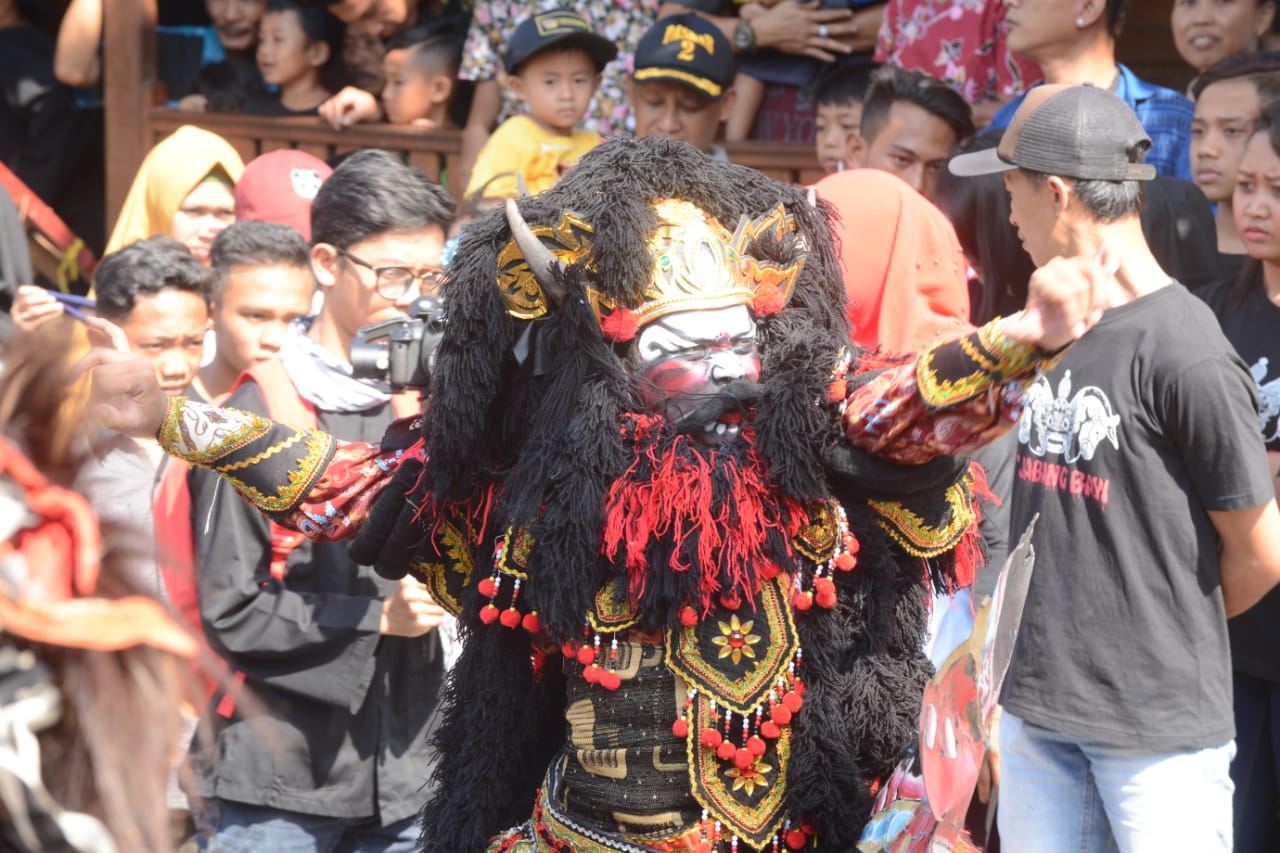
[600,412,807,618]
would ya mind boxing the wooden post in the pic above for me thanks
[102,0,157,233]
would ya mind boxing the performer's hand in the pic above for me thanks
[1000,250,1114,351]
[74,318,169,438]
[380,576,447,637]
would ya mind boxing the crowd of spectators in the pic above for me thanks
[4,1,1280,852]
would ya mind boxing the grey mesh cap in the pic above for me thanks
[949,85,1157,181]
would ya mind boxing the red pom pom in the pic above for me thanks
[770,704,792,726]
[479,604,500,624]
[499,608,522,628]
[792,590,814,611]
[825,378,847,402]
[760,721,781,740]
[583,664,601,684]
[760,561,780,579]
[782,691,804,713]
[716,741,737,761]
[844,534,860,555]
[719,589,742,610]
[786,829,808,849]
[813,576,835,595]
[815,590,837,609]
[747,735,767,757]
[672,719,689,739]
[521,611,540,633]
[834,552,857,571]
[700,729,723,749]
[679,606,699,627]
[734,748,754,769]
[478,577,499,598]
[600,307,638,343]
[599,669,622,691]
[753,281,786,316]
[577,646,597,666]
[794,678,806,698]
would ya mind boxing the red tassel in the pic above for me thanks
[598,669,622,691]
[479,604,500,624]
[770,704,792,726]
[734,748,754,769]
[673,719,689,738]
[701,729,723,749]
[599,306,638,343]
[499,608,522,628]
[577,646,597,666]
[679,606,699,627]
[782,691,803,714]
[747,736,766,756]
[815,590,837,609]
[834,552,856,571]
[521,611,540,633]
[825,378,847,402]
[792,590,813,611]
[785,829,807,849]
[761,720,781,739]
[561,641,577,657]
[478,577,498,598]
[583,664,601,684]
[716,741,737,761]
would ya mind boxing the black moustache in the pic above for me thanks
[671,380,762,430]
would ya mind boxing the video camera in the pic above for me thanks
[349,296,446,391]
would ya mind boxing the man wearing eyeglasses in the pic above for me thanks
[185,149,457,851]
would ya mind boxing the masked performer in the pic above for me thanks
[85,136,1104,852]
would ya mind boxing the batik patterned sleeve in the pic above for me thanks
[843,319,1059,464]
[157,396,411,540]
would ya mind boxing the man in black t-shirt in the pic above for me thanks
[951,85,1280,853]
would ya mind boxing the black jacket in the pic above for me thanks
[187,378,443,823]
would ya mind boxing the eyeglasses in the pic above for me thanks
[336,247,446,299]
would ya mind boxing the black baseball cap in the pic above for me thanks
[632,13,735,101]
[503,9,618,75]
[949,85,1157,181]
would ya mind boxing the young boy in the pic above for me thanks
[318,21,466,129]
[813,64,871,175]
[463,8,616,200]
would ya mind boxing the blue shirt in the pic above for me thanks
[989,64,1193,181]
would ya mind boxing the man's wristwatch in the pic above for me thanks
[733,17,757,53]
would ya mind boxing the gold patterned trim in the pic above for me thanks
[496,212,594,320]
[868,479,976,559]
[159,397,274,467]
[217,430,333,514]
[915,319,1043,408]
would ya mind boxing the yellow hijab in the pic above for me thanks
[105,125,245,255]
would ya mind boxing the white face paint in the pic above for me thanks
[633,304,761,446]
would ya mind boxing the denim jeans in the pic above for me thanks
[203,800,420,853]
[998,711,1235,853]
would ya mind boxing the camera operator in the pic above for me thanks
[184,149,456,850]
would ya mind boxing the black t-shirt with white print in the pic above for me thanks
[1203,271,1280,685]
[1004,282,1274,753]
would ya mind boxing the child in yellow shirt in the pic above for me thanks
[464,9,617,200]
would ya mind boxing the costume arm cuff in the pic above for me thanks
[158,396,336,517]
[915,319,1057,409]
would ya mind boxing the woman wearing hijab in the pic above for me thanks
[105,125,245,263]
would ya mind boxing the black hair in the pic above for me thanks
[812,62,873,107]
[93,236,212,321]
[311,149,456,248]
[1105,0,1131,39]
[193,57,266,113]
[208,220,312,298]
[933,130,1036,323]
[264,0,348,91]
[860,65,975,146]
[1191,49,1280,102]
[1223,103,1280,310]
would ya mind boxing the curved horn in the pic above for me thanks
[515,172,531,198]
[505,199,567,308]
[806,186,817,209]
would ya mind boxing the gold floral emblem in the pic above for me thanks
[712,614,761,665]
[726,760,773,796]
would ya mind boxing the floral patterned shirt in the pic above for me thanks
[460,0,660,135]
[875,0,1041,105]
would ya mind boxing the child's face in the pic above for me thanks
[119,289,211,397]
[815,100,863,174]
[510,48,599,134]
[257,9,322,87]
[382,48,438,124]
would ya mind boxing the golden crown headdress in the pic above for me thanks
[498,199,805,342]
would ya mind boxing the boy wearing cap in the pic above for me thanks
[627,13,736,157]
[950,85,1280,853]
[464,9,616,201]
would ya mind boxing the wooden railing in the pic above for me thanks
[149,109,824,201]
